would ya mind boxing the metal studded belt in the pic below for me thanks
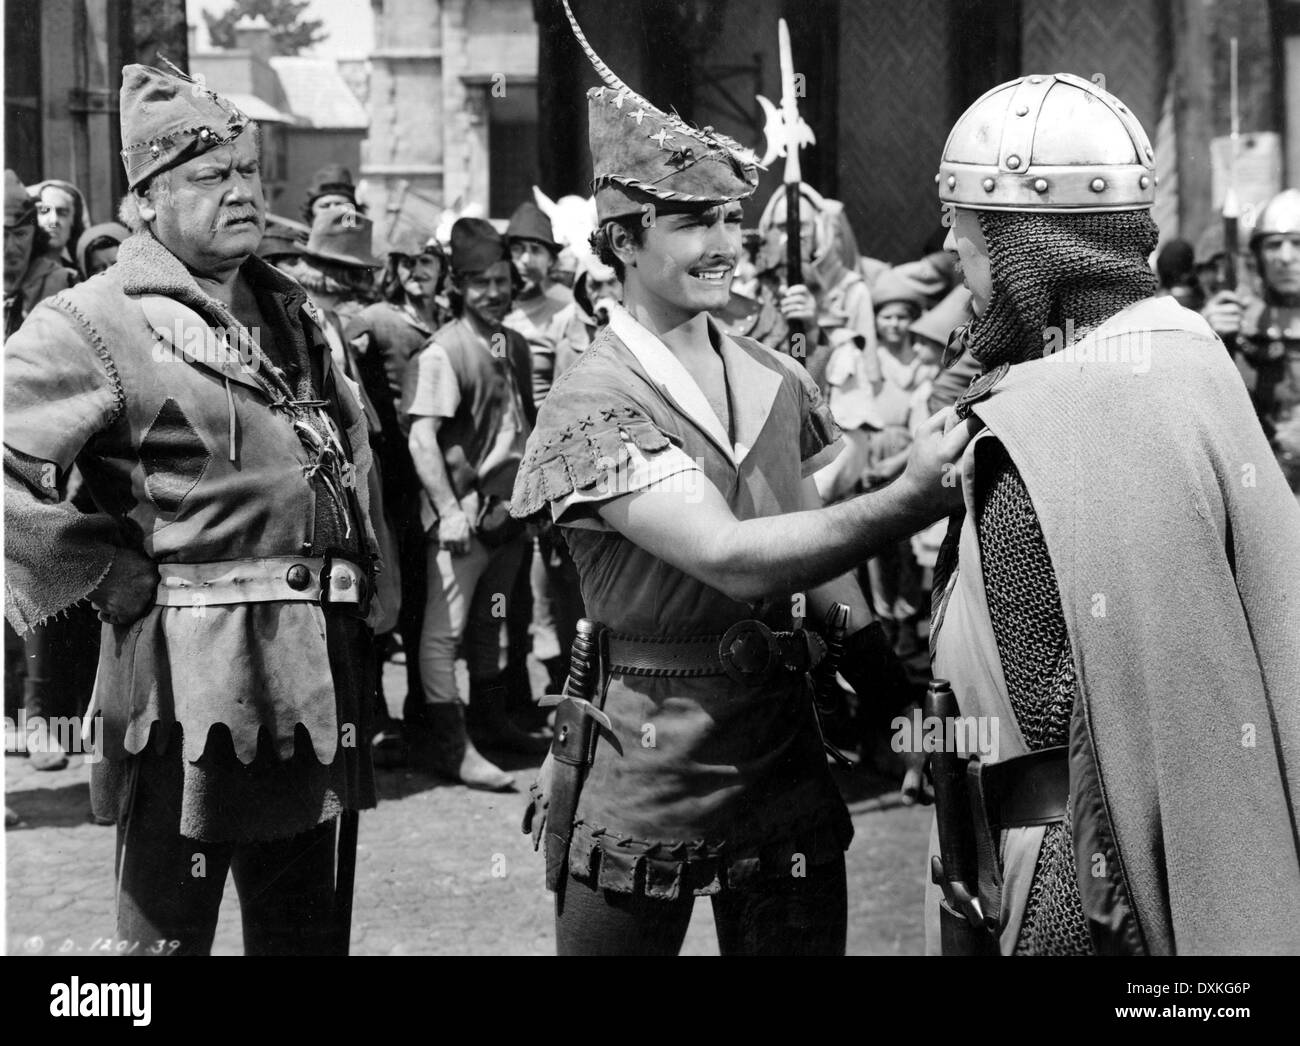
[605,620,826,686]
[154,552,370,615]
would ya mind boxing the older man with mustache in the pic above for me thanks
[3,63,388,954]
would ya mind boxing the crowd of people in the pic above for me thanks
[3,16,1297,956]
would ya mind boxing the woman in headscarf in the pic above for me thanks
[75,221,130,280]
[29,178,87,273]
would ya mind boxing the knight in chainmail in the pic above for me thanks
[928,75,1162,956]
[960,208,1156,955]
[929,72,1300,958]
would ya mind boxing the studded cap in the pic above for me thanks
[119,59,249,190]
[938,73,1156,213]
[563,0,761,222]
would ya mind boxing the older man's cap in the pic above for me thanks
[119,59,248,190]
[4,169,37,227]
[506,201,560,253]
[300,207,380,269]
[449,217,509,274]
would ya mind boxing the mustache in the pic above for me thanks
[219,209,260,228]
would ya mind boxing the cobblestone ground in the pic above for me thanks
[5,658,931,956]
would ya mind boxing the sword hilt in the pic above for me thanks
[565,618,600,701]
[815,603,849,716]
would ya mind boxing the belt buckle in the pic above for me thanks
[718,620,777,686]
[320,547,372,618]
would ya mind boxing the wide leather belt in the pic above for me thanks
[606,620,826,685]
[966,745,1070,926]
[970,745,1069,830]
[154,554,368,613]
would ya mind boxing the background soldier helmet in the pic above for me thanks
[1249,188,1300,251]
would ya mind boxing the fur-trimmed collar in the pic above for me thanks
[114,230,308,323]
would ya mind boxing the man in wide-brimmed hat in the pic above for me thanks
[3,61,392,955]
[301,162,364,225]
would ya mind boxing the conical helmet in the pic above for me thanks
[937,73,1155,213]
[1249,189,1300,249]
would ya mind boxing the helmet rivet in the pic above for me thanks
[200,128,210,140]
[1090,177,1107,192]
[1153,175,1160,186]
[1016,105,1029,117]
[934,173,941,185]
[1139,175,1150,189]
[150,144,160,157]
[982,177,995,192]
[1034,178,1048,193]
[1006,155,1021,170]
[1028,75,1042,84]
[947,175,956,189]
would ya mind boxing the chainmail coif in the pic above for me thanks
[963,210,1159,369]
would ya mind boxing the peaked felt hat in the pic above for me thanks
[506,201,561,252]
[119,59,249,190]
[300,207,380,268]
[449,217,509,274]
[562,1,761,222]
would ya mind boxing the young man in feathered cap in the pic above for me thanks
[512,3,972,955]
[3,61,390,954]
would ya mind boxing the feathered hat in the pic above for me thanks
[562,0,761,222]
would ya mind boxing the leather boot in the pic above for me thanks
[406,703,514,791]
[467,675,552,755]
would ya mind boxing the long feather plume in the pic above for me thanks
[561,0,639,101]
[560,0,761,167]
